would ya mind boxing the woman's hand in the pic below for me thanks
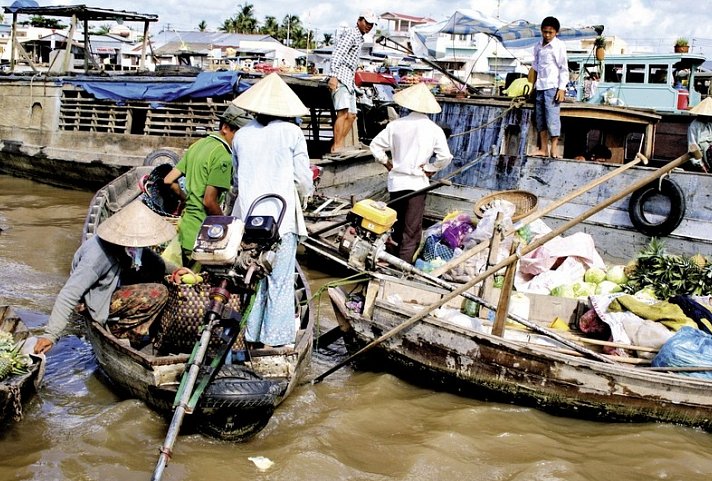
[34,337,54,355]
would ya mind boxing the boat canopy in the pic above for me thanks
[66,71,250,103]
[412,9,603,57]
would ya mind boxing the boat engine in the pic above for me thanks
[337,199,397,270]
[192,194,286,286]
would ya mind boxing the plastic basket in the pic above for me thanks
[473,190,538,222]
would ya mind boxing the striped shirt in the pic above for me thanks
[330,26,364,93]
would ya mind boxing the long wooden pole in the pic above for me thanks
[430,153,647,278]
[312,153,690,384]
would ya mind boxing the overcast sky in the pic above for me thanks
[21,0,712,55]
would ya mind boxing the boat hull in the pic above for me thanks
[329,283,712,431]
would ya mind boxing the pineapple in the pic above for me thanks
[0,355,12,381]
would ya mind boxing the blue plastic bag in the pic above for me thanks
[651,326,712,379]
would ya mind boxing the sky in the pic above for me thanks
[9,0,712,55]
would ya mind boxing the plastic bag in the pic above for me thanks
[651,326,712,379]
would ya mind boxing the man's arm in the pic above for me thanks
[203,185,224,216]
[163,167,186,202]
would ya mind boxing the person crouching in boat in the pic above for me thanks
[369,82,453,263]
[163,104,252,267]
[229,73,314,348]
[687,97,712,173]
[34,200,178,354]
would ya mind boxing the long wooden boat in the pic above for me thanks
[0,305,45,426]
[327,274,712,430]
[81,167,314,441]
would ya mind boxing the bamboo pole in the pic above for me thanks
[430,153,648,278]
[312,153,690,384]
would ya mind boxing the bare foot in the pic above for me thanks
[530,150,549,157]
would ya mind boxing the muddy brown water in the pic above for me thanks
[1,174,712,481]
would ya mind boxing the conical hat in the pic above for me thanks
[393,82,441,114]
[96,200,177,247]
[232,73,309,117]
[690,97,712,116]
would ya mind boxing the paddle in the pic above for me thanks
[309,152,488,238]
[430,152,649,278]
[312,153,691,384]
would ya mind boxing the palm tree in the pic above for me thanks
[322,33,333,46]
[236,3,258,33]
[197,20,208,32]
[260,16,279,38]
[279,14,302,46]
[219,17,238,33]
[91,24,111,35]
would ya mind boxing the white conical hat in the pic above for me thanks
[393,82,441,114]
[690,97,712,116]
[96,199,177,247]
[232,72,309,117]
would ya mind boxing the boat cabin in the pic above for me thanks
[568,53,707,113]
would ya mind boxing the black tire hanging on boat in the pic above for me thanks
[627,177,686,237]
[143,148,180,167]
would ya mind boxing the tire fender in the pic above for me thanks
[628,177,686,236]
[143,148,181,167]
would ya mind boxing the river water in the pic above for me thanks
[1,174,712,481]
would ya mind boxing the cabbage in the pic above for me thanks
[634,286,657,301]
[606,265,629,285]
[550,284,576,298]
[573,281,597,298]
[595,280,622,294]
[584,267,606,284]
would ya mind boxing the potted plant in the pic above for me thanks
[674,37,690,53]
[594,36,606,61]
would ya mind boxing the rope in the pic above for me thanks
[449,97,526,138]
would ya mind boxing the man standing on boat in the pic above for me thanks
[229,73,313,347]
[327,10,377,153]
[370,83,453,263]
[528,16,568,158]
[33,201,177,354]
[163,104,251,266]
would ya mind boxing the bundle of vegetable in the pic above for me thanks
[0,331,32,381]
[625,238,712,299]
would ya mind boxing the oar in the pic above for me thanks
[430,153,648,278]
[309,152,488,238]
[312,153,690,384]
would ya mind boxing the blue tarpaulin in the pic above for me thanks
[66,71,250,103]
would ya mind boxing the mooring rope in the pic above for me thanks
[449,97,526,138]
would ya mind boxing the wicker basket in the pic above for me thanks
[473,190,538,222]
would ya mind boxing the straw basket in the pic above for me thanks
[473,190,538,222]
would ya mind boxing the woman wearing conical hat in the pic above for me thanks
[688,96,712,172]
[34,200,178,354]
[229,73,314,347]
[369,82,453,263]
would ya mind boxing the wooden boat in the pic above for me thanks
[81,167,315,441]
[0,305,45,425]
[326,274,712,431]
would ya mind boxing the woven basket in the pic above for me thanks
[473,190,538,222]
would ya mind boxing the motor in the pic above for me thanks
[354,71,399,143]
[337,199,397,271]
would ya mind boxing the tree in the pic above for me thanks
[235,3,258,33]
[23,15,67,29]
[198,20,208,32]
[90,24,111,35]
[260,16,279,38]
[219,17,238,33]
[279,14,303,46]
[322,33,333,46]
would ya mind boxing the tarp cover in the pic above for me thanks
[66,71,249,103]
[412,9,603,57]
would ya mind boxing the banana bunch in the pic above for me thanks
[0,332,32,381]
[624,238,712,299]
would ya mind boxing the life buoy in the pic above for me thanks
[628,177,686,236]
[143,148,180,167]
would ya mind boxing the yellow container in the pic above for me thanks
[351,199,397,234]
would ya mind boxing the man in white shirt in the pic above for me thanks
[370,83,453,263]
[528,16,568,158]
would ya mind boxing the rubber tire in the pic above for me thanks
[628,177,686,237]
[143,148,180,167]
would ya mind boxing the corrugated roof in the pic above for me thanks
[2,5,158,23]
